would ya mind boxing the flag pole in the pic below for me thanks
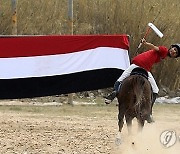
[68,0,73,35]
[67,0,74,105]
[11,0,18,35]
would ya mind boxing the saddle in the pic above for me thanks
[130,67,148,80]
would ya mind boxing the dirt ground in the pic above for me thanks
[0,100,179,154]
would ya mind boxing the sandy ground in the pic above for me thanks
[0,101,179,154]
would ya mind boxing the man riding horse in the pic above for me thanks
[105,39,180,122]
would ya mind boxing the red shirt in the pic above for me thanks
[132,46,168,71]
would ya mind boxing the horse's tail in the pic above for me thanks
[132,76,146,109]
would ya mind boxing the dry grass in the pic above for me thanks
[0,104,117,118]
[0,103,179,118]
[0,0,179,90]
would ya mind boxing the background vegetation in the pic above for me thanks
[0,0,179,92]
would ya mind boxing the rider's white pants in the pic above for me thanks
[117,64,159,94]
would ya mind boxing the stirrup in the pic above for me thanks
[104,91,117,104]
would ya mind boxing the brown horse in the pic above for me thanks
[117,68,152,134]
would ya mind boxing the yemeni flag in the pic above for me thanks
[0,35,130,99]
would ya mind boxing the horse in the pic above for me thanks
[117,67,152,134]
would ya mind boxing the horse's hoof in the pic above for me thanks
[115,132,122,145]
[115,137,121,145]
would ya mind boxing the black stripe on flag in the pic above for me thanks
[0,68,123,99]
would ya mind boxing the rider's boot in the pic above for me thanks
[105,81,122,104]
[146,93,158,123]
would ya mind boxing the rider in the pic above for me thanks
[105,39,180,120]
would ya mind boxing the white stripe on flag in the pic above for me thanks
[0,47,130,79]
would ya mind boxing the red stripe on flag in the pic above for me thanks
[0,35,129,58]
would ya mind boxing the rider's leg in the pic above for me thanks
[147,72,159,123]
[105,81,122,102]
[151,93,158,113]
[105,64,139,102]
[148,72,159,104]
[117,64,139,82]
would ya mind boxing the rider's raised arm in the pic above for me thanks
[142,38,159,51]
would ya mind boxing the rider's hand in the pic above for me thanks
[141,38,159,51]
[141,38,147,45]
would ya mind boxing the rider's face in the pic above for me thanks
[169,47,178,58]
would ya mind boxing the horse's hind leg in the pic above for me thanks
[137,117,145,132]
[125,115,133,135]
[118,111,124,132]
[118,103,126,132]
[116,108,125,145]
